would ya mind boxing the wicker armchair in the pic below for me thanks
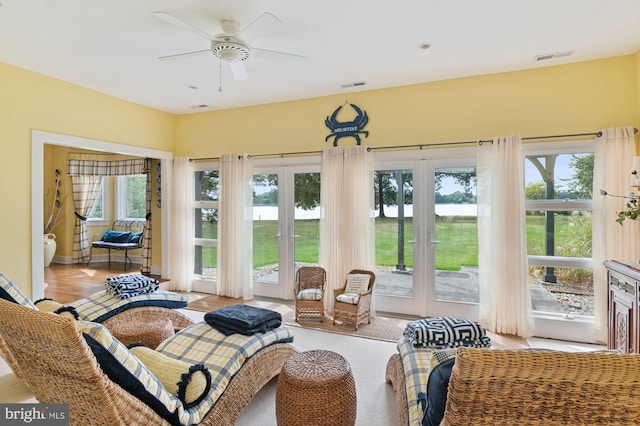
[294,266,327,322]
[0,298,296,425]
[332,269,376,331]
[386,347,640,426]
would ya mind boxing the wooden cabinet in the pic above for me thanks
[605,260,640,353]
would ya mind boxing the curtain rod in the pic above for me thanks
[190,128,637,162]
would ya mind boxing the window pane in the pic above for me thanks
[194,208,217,276]
[88,182,103,219]
[525,150,594,317]
[526,211,592,257]
[196,246,217,279]
[434,167,478,303]
[196,170,219,201]
[530,266,593,316]
[126,175,146,218]
[374,169,414,297]
[253,174,279,283]
[294,172,321,266]
[525,153,593,200]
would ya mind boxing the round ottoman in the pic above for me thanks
[110,318,174,349]
[276,349,357,426]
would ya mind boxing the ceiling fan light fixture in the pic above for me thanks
[211,40,250,63]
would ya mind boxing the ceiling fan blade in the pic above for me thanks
[229,61,249,81]
[239,12,282,41]
[251,48,307,65]
[158,49,211,60]
[152,11,216,40]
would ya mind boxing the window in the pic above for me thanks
[194,169,219,279]
[116,175,146,220]
[87,177,108,224]
[524,144,593,319]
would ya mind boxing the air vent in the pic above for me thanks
[191,104,209,109]
[341,81,367,88]
[534,51,574,62]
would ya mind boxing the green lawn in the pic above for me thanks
[197,213,592,271]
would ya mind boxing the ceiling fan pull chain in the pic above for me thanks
[219,58,223,92]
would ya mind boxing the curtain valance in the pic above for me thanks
[67,159,146,176]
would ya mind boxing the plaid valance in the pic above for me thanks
[67,159,146,176]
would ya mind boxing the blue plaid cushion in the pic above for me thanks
[403,317,491,348]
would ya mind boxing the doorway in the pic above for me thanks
[31,130,173,300]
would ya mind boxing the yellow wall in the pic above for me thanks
[0,62,174,297]
[176,56,638,157]
[2,54,639,298]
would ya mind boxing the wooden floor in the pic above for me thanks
[44,262,157,304]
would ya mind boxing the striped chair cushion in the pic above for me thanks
[396,337,457,426]
[336,292,360,305]
[297,288,322,301]
[72,290,188,323]
[0,273,37,309]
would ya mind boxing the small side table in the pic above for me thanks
[110,318,174,349]
[276,349,357,426]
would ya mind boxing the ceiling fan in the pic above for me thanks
[153,11,306,82]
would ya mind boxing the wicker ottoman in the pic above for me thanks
[110,318,174,349]
[276,349,357,426]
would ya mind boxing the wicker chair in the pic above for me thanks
[332,269,376,331]
[386,347,640,426]
[294,266,327,322]
[0,298,297,425]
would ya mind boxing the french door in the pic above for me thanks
[373,158,479,319]
[252,165,321,299]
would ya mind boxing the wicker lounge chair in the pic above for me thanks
[0,272,195,381]
[293,266,327,322]
[333,269,376,330]
[0,298,297,425]
[386,346,640,425]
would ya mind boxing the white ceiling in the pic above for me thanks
[2,1,640,115]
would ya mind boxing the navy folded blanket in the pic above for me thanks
[204,304,282,336]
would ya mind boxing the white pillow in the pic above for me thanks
[344,274,370,294]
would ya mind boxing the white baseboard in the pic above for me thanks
[49,255,160,275]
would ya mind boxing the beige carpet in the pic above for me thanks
[186,294,529,349]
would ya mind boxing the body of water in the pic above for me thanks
[252,204,477,220]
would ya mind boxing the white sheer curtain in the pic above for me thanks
[319,146,375,313]
[593,126,640,343]
[477,134,536,337]
[169,158,194,291]
[217,154,254,299]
